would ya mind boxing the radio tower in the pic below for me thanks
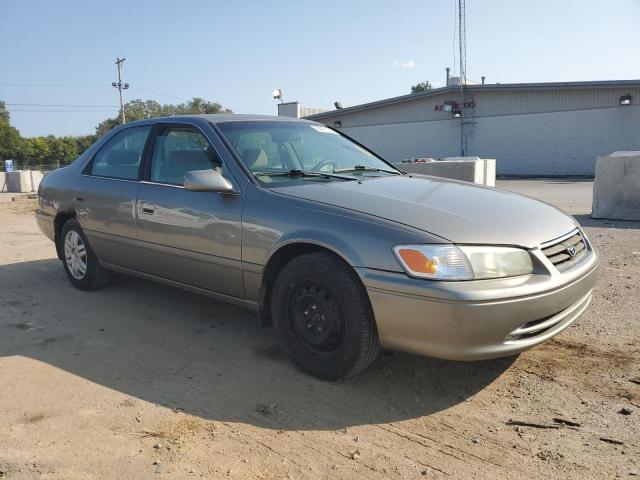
[458,0,469,156]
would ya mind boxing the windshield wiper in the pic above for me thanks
[253,169,355,181]
[334,165,400,175]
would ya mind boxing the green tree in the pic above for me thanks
[74,135,97,156]
[411,80,433,93]
[20,137,51,166]
[94,117,121,138]
[45,136,79,166]
[95,97,232,137]
[0,100,10,122]
[1,96,231,167]
[0,101,23,161]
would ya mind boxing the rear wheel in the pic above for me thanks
[271,252,380,380]
[60,219,112,290]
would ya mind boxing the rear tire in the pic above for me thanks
[60,219,112,290]
[271,252,381,381]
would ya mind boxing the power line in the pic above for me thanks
[8,109,119,112]
[6,103,119,107]
[129,87,190,101]
[1,82,205,105]
[0,82,107,87]
[1,82,199,103]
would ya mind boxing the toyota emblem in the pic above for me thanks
[565,243,577,257]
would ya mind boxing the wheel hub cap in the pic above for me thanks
[64,230,87,280]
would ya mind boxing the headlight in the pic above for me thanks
[393,245,533,281]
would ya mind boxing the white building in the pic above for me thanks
[291,80,640,176]
[277,102,328,119]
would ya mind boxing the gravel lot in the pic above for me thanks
[0,179,638,479]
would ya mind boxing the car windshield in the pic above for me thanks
[216,121,400,186]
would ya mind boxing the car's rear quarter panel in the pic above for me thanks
[35,166,76,243]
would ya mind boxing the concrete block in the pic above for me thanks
[6,170,33,193]
[592,151,640,221]
[483,159,496,187]
[0,172,6,192]
[396,157,496,186]
[30,170,44,192]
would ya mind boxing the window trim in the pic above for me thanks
[82,124,155,181]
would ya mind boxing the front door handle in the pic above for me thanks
[139,204,155,215]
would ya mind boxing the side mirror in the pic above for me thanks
[184,169,235,193]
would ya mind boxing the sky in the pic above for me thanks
[1,0,639,137]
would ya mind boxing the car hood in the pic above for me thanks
[271,175,578,248]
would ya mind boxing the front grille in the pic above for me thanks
[541,229,587,271]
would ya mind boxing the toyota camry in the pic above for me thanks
[35,115,599,380]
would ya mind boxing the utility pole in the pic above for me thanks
[112,57,129,124]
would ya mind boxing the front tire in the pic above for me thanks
[271,252,381,381]
[60,219,112,290]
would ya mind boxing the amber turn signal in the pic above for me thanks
[396,248,439,274]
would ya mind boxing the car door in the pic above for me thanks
[135,123,244,298]
[75,125,153,269]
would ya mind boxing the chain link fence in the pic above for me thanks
[1,160,65,173]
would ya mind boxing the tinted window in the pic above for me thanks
[150,127,220,185]
[91,126,151,180]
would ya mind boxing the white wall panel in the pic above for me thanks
[341,105,640,176]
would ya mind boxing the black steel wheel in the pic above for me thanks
[271,251,381,380]
[289,283,343,355]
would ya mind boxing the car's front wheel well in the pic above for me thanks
[259,243,355,327]
[54,211,77,259]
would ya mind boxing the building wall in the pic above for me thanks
[277,102,300,118]
[316,86,640,127]
[338,105,640,176]
[277,102,328,118]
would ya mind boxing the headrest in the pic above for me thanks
[241,148,268,169]
[168,150,213,176]
[106,149,140,166]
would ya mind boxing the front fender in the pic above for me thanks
[266,230,366,268]
[242,184,442,273]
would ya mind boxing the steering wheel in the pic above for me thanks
[310,158,337,172]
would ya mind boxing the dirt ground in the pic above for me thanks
[0,180,638,479]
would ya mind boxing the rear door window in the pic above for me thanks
[91,126,152,180]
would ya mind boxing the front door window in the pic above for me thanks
[150,128,220,185]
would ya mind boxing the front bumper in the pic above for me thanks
[358,244,599,361]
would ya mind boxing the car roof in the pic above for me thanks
[126,113,318,126]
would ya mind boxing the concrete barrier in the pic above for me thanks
[30,170,44,192]
[592,151,640,221]
[6,170,33,193]
[0,172,6,192]
[395,157,496,186]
